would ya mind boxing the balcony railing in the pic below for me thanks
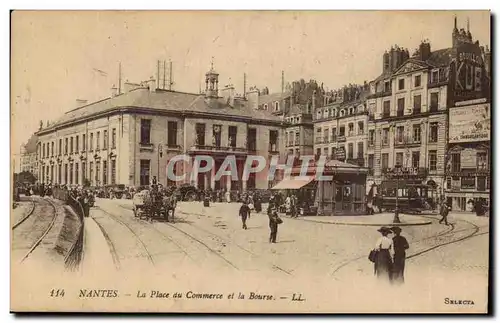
[382,167,428,178]
[315,137,323,144]
[337,135,346,142]
[323,137,329,144]
[394,138,421,148]
[190,145,248,153]
[139,142,154,151]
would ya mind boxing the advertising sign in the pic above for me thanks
[449,104,490,143]
[335,146,346,161]
[452,43,486,102]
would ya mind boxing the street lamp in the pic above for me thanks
[158,143,163,185]
[393,162,402,224]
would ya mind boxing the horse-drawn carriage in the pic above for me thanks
[132,188,178,222]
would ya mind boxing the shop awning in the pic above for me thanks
[271,176,315,190]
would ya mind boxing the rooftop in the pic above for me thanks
[40,87,284,133]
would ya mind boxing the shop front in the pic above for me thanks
[271,159,369,216]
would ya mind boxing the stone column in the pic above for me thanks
[210,163,216,190]
[226,175,232,192]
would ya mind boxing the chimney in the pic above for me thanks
[312,90,317,111]
[418,41,431,61]
[76,99,88,108]
[383,51,390,73]
[246,87,259,109]
[146,76,156,93]
[220,84,235,107]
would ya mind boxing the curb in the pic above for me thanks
[282,214,433,227]
[298,219,433,227]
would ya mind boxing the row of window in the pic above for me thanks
[315,142,365,160]
[40,159,117,185]
[449,151,489,173]
[367,122,440,146]
[193,123,276,151]
[40,128,117,159]
[315,122,365,143]
[140,120,178,146]
[371,150,436,171]
[261,101,280,112]
[381,92,439,118]
[376,69,444,94]
[316,105,364,120]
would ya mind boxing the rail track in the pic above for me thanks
[12,197,59,264]
[330,216,488,277]
[96,207,155,266]
[12,197,36,230]
[92,218,122,270]
[118,203,292,274]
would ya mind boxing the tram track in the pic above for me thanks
[92,218,122,271]
[13,197,59,264]
[118,203,292,275]
[330,217,488,277]
[182,221,293,276]
[96,207,155,266]
[12,197,36,230]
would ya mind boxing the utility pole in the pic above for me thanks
[118,62,122,94]
[169,60,173,91]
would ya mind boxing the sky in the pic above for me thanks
[11,10,490,152]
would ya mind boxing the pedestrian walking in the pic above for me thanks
[373,226,393,284]
[391,226,409,285]
[268,207,282,243]
[239,201,250,230]
[439,201,451,225]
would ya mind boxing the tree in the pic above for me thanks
[15,171,37,184]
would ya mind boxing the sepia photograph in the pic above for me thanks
[10,10,491,313]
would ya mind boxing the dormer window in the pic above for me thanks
[431,69,439,83]
[349,108,353,115]
[274,101,280,112]
[263,104,268,110]
[316,109,322,119]
[384,80,391,92]
[340,109,345,117]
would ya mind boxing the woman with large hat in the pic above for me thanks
[373,226,393,283]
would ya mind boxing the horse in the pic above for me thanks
[162,193,178,223]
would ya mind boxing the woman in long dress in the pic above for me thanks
[374,226,393,283]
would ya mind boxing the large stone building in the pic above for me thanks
[363,18,489,201]
[444,18,491,210]
[19,134,38,175]
[36,63,286,191]
[314,84,370,166]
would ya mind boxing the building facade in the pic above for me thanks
[445,99,490,211]
[19,134,38,175]
[36,64,286,191]
[314,84,369,166]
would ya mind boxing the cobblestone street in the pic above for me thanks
[71,197,489,312]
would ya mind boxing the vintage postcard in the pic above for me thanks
[10,10,491,313]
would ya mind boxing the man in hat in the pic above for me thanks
[268,206,281,243]
[439,200,451,225]
[391,226,409,284]
[239,201,250,230]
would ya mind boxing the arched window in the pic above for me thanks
[263,104,268,110]
[274,101,280,111]
[340,109,345,117]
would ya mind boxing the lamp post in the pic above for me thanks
[393,162,402,223]
[158,143,163,185]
